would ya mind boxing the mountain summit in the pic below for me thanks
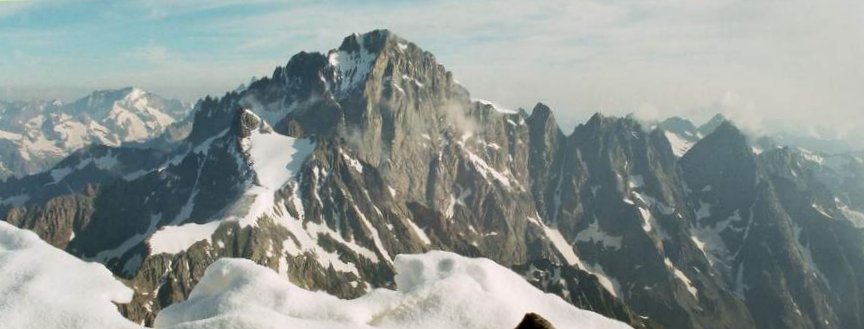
[2,30,864,329]
[0,88,189,179]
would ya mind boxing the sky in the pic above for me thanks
[1,0,863,144]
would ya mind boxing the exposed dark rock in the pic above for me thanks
[515,313,556,329]
[2,29,864,329]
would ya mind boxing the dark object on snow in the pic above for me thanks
[515,313,557,329]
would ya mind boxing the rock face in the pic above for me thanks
[515,313,557,329]
[0,87,189,179]
[2,30,864,329]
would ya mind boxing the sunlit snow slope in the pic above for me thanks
[0,221,139,329]
[0,221,629,329]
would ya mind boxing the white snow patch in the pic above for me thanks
[281,216,362,275]
[664,258,698,298]
[637,206,655,233]
[799,148,824,165]
[577,261,622,299]
[204,111,316,232]
[0,225,632,329]
[664,131,694,157]
[691,210,742,267]
[405,218,431,245]
[340,149,364,173]
[526,216,621,297]
[0,221,139,329]
[246,120,315,191]
[274,198,377,273]
[445,185,472,219]
[574,220,623,250]
[154,252,631,329]
[49,154,120,183]
[478,140,501,151]
[624,176,674,236]
[811,203,833,219]
[149,221,222,255]
[233,186,278,227]
[0,129,22,141]
[837,201,864,228]
[528,216,579,266]
[354,206,392,264]
[329,37,377,93]
[751,146,763,155]
[465,150,514,189]
[633,190,675,216]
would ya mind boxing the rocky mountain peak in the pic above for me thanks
[529,102,553,119]
[272,51,329,92]
[236,108,265,138]
[710,121,746,144]
[681,120,757,190]
[72,87,178,116]
[80,87,142,104]
[697,113,728,136]
[706,112,727,122]
[336,29,398,54]
[6,29,864,329]
[0,87,189,179]
[660,116,697,134]
[328,29,454,95]
[585,112,606,126]
[578,113,645,140]
[527,103,558,133]
[326,30,404,95]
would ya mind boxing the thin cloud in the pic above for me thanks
[2,0,863,148]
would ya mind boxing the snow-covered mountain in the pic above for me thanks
[654,113,864,158]
[653,114,728,157]
[0,221,628,329]
[0,87,189,179]
[2,30,864,329]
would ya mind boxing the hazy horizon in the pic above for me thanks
[2,0,862,147]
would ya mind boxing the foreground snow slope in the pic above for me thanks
[0,221,139,329]
[155,251,632,329]
[0,220,628,329]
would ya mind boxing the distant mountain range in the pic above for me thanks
[1,30,863,329]
[0,87,190,179]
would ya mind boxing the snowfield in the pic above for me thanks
[0,221,138,329]
[0,221,630,329]
[156,251,631,329]
[664,131,694,157]
[147,110,316,255]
